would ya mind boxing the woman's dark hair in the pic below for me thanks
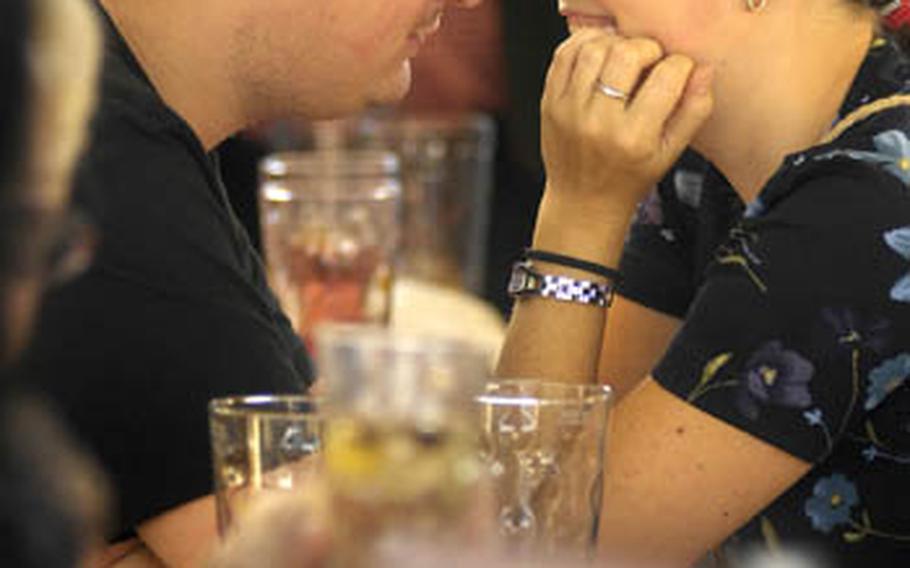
[862,0,910,51]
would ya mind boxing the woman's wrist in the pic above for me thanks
[531,188,637,269]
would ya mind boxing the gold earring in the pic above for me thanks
[746,0,767,11]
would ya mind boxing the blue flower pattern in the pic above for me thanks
[883,226,910,303]
[876,130,910,185]
[821,307,891,354]
[865,353,910,410]
[736,341,814,420]
[743,198,766,219]
[664,38,910,558]
[803,407,833,451]
[673,169,705,208]
[815,130,910,187]
[804,475,859,534]
[635,190,663,226]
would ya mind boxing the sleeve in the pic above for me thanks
[21,113,310,538]
[618,153,707,318]
[23,267,307,538]
[653,163,910,463]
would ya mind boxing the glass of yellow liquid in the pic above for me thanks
[315,324,492,566]
[208,395,324,536]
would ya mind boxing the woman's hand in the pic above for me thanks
[540,29,714,216]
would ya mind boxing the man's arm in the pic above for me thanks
[100,543,166,568]
[107,496,218,568]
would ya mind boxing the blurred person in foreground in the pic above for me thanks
[18,0,486,566]
[0,0,108,565]
[497,0,910,565]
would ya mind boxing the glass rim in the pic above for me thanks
[476,379,612,406]
[208,394,321,418]
[260,149,400,180]
[259,178,401,204]
[315,323,494,358]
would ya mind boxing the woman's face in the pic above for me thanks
[557,0,739,62]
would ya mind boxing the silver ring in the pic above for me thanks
[595,81,629,102]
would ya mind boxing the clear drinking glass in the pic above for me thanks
[265,113,496,294]
[477,380,613,559]
[314,324,493,565]
[209,395,323,536]
[259,150,402,348]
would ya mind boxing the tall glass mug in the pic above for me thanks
[259,151,402,348]
[266,113,496,294]
[477,380,613,559]
[209,395,324,536]
[315,324,492,566]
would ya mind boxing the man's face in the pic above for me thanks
[238,0,461,120]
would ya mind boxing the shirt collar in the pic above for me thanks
[838,35,910,120]
[92,2,155,91]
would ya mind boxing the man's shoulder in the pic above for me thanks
[86,26,204,172]
[76,52,213,212]
[94,46,168,128]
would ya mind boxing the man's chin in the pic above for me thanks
[366,60,413,107]
[302,61,413,120]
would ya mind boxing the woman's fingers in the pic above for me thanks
[591,38,664,108]
[567,34,617,105]
[627,55,695,138]
[663,65,715,156]
[540,28,715,206]
[624,55,714,167]
[546,31,666,117]
[543,28,604,105]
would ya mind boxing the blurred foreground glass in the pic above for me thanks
[478,380,612,559]
[315,324,492,566]
[259,151,402,348]
[209,395,323,536]
[266,113,496,294]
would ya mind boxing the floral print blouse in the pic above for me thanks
[620,37,910,566]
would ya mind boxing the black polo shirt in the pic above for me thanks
[21,9,312,538]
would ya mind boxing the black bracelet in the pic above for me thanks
[523,248,623,283]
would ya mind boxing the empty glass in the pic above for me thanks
[259,150,402,348]
[315,324,493,566]
[209,395,323,536]
[477,380,613,558]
